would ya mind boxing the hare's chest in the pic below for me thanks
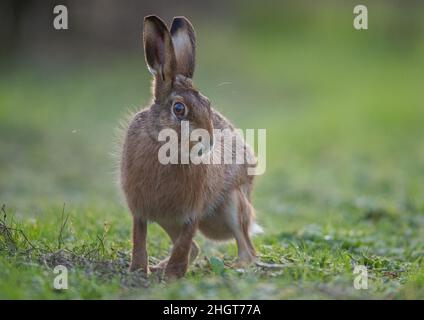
[134,163,207,220]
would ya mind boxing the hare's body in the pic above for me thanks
[120,16,259,279]
[122,103,254,231]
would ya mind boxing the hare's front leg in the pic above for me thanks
[165,219,198,279]
[151,222,199,273]
[129,216,148,273]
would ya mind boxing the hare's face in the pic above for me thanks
[144,16,214,152]
[151,76,214,153]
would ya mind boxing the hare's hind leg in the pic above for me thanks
[129,215,148,273]
[224,188,257,267]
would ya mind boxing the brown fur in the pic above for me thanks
[120,15,259,279]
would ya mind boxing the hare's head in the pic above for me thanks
[144,16,213,151]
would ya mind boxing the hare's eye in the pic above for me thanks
[172,102,186,119]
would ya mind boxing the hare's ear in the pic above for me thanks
[143,15,176,99]
[170,16,196,78]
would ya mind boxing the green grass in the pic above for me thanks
[0,3,423,299]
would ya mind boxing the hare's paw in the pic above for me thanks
[150,257,169,273]
[129,261,150,274]
[233,254,257,269]
[164,261,188,280]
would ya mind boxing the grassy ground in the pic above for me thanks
[0,4,423,299]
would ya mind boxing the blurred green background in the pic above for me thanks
[0,0,423,299]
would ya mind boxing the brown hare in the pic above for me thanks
[120,15,261,279]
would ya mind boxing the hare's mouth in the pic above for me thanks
[199,141,214,156]
[191,138,214,158]
[200,134,214,154]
